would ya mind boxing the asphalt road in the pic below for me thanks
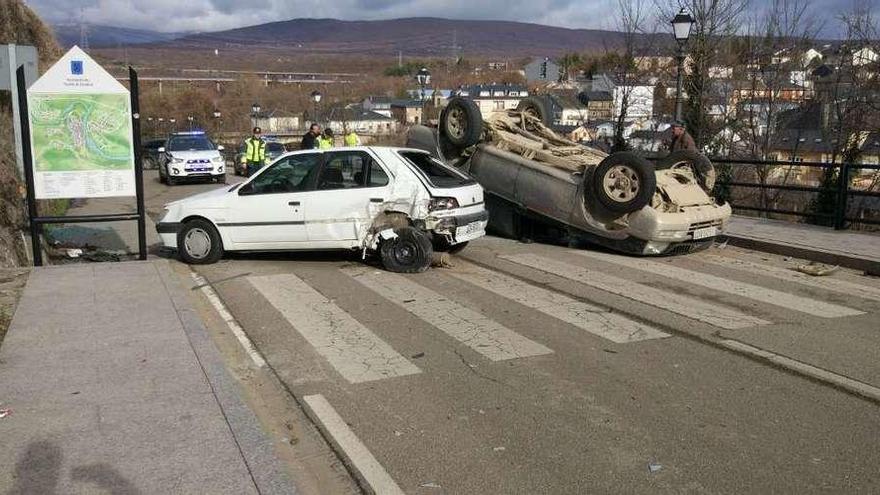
[145,168,880,494]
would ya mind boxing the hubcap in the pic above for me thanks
[184,228,211,259]
[602,165,640,203]
[393,241,416,265]
[446,107,466,139]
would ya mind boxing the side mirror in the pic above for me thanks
[158,147,165,153]
[237,182,254,195]
[217,145,225,151]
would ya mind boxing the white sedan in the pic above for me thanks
[156,146,489,273]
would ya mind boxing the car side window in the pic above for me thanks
[318,151,373,190]
[367,161,389,187]
[249,154,320,194]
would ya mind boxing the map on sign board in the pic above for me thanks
[29,94,132,172]
[27,46,135,199]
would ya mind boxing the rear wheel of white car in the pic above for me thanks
[441,97,482,149]
[178,219,223,265]
[655,150,716,194]
[591,152,656,215]
[380,227,433,273]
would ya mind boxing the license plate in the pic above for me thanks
[456,221,486,242]
[692,226,718,240]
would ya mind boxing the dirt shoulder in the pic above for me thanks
[0,269,30,348]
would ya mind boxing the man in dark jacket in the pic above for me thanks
[301,124,321,150]
[666,121,697,152]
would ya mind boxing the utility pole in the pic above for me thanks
[79,8,89,51]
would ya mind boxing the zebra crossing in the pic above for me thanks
[246,249,877,385]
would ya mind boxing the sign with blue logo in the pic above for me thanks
[28,46,135,199]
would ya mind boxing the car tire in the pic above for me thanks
[655,150,716,193]
[159,167,167,184]
[167,175,177,186]
[217,174,227,184]
[380,226,433,273]
[177,218,223,265]
[516,96,553,127]
[590,152,656,215]
[440,97,482,149]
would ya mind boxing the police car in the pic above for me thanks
[158,131,227,185]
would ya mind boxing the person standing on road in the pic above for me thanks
[665,121,697,152]
[343,125,361,147]
[241,127,267,177]
[318,128,334,149]
[301,123,321,150]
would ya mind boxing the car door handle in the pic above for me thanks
[370,198,384,203]
[288,201,300,206]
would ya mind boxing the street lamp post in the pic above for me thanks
[158,117,165,135]
[416,67,431,124]
[187,115,194,131]
[213,109,222,135]
[169,118,177,132]
[251,102,261,130]
[671,8,694,122]
[416,67,431,102]
[310,90,322,125]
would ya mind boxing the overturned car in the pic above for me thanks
[407,97,731,255]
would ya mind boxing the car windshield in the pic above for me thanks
[167,135,215,151]
[399,151,474,188]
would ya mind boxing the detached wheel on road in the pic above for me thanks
[177,218,223,265]
[516,96,553,127]
[655,150,716,194]
[380,227,433,273]
[591,152,656,215]
[441,97,482,149]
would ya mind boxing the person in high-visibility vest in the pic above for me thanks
[318,128,334,149]
[241,127,267,177]
[343,125,361,147]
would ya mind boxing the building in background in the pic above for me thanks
[457,83,529,118]
[253,109,300,134]
[524,57,560,84]
[390,100,424,125]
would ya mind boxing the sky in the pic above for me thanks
[26,0,857,37]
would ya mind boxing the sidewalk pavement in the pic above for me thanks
[725,215,880,274]
[0,260,296,494]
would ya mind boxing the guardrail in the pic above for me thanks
[706,158,880,230]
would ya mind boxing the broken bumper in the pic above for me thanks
[428,209,490,243]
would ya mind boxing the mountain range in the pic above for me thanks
[55,17,653,57]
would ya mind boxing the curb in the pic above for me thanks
[724,234,880,276]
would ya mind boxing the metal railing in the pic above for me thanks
[706,157,880,229]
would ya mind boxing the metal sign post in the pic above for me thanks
[17,58,148,266]
[130,66,147,259]
[1,44,37,178]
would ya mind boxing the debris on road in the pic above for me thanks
[648,462,662,473]
[795,262,839,277]
[66,248,83,258]
[411,352,425,359]
[493,446,506,452]
[419,481,442,489]
[431,252,454,268]
[0,407,12,419]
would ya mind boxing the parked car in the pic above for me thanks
[156,147,488,273]
[141,138,165,169]
[407,97,731,256]
[234,139,286,176]
[158,131,226,185]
